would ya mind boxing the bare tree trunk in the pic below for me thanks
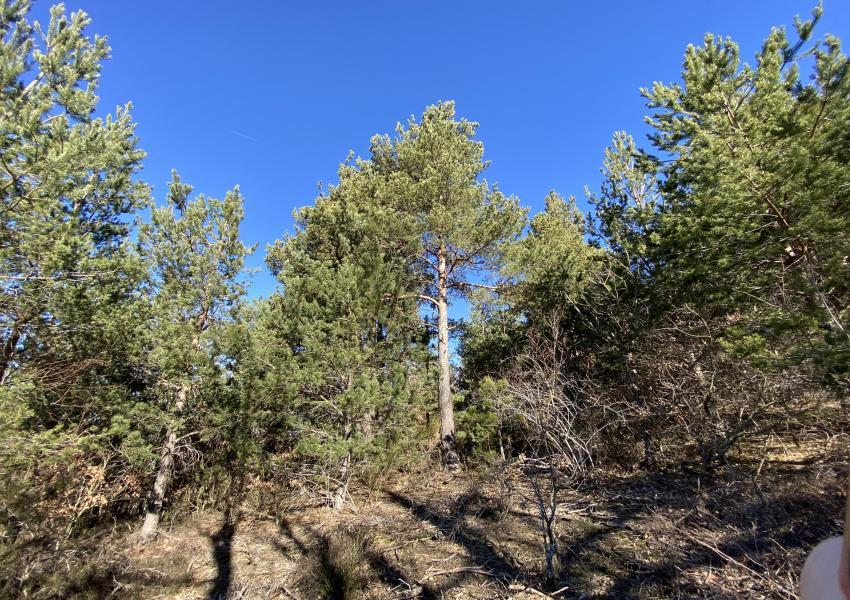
[332,451,351,511]
[140,385,187,543]
[437,243,459,469]
[530,466,560,581]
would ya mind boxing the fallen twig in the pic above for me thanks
[417,565,494,584]
[507,582,568,598]
[655,510,796,599]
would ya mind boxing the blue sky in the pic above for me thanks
[48,1,850,301]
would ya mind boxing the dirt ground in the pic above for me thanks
[41,433,849,599]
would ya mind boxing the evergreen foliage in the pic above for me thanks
[136,171,253,540]
[0,0,149,544]
[262,161,431,504]
[0,2,848,595]
[644,4,849,387]
[371,101,527,465]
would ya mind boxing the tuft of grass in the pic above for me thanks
[307,527,372,600]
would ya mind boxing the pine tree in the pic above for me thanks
[137,172,253,541]
[586,132,663,285]
[504,191,601,320]
[643,4,850,387]
[264,159,430,507]
[462,192,599,379]
[371,101,526,467]
[458,192,600,458]
[0,1,147,381]
[0,1,150,535]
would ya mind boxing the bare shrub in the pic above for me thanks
[497,313,620,580]
[619,307,823,470]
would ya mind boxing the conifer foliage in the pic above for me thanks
[371,102,526,466]
[0,0,149,548]
[0,1,848,596]
[263,160,430,506]
[136,172,253,541]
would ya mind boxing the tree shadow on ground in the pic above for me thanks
[274,512,443,599]
[276,515,310,555]
[207,508,237,600]
[385,489,528,595]
[206,461,247,600]
[556,469,844,598]
[362,542,439,599]
[57,565,205,599]
[382,468,843,598]
[268,466,842,598]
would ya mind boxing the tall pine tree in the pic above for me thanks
[371,102,526,467]
[0,1,149,537]
[643,4,850,389]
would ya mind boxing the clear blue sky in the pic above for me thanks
[49,1,850,300]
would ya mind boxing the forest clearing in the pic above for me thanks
[1,1,849,598]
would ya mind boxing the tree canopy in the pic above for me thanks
[1,3,848,596]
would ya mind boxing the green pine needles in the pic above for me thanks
[0,2,848,595]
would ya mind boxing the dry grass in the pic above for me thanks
[4,432,846,599]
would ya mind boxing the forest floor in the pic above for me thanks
[50,433,847,600]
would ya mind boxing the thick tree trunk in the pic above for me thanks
[436,245,460,469]
[139,385,187,543]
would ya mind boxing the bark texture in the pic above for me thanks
[139,385,187,543]
[437,244,459,469]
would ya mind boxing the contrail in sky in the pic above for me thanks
[230,130,259,142]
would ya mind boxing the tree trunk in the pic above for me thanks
[140,384,187,543]
[332,451,351,511]
[437,244,460,469]
[0,327,22,386]
[625,351,654,469]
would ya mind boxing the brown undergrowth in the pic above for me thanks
[3,432,847,599]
